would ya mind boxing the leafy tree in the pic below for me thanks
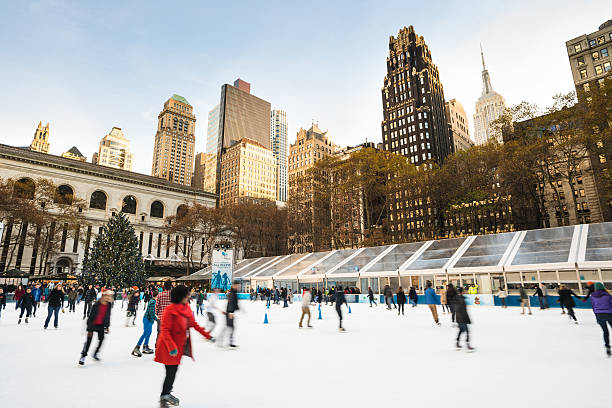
[81,212,145,287]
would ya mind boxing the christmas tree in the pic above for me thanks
[81,212,146,288]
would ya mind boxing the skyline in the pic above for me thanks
[0,0,607,176]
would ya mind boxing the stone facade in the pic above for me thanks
[473,47,506,145]
[445,99,473,152]
[94,127,134,171]
[0,144,216,275]
[566,20,612,94]
[30,122,49,153]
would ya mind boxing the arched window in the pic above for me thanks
[173,117,177,130]
[150,200,164,218]
[89,190,107,210]
[121,195,137,214]
[176,204,188,219]
[14,178,35,199]
[54,185,74,205]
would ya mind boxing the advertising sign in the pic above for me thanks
[211,248,234,291]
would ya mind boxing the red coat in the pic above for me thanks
[154,303,210,366]
[14,288,25,300]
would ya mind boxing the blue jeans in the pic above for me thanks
[196,304,204,315]
[266,297,270,307]
[137,317,154,346]
[44,305,61,328]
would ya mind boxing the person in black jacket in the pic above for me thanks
[44,284,64,329]
[79,289,113,365]
[446,284,458,323]
[18,287,35,324]
[221,282,240,348]
[396,287,407,316]
[82,284,97,319]
[408,286,418,308]
[335,285,349,332]
[533,285,545,309]
[454,287,474,351]
[0,287,6,318]
[368,287,377,307]
[557,285,580,323]
[125,289,140,326]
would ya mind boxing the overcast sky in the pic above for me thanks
[0,1,608,175]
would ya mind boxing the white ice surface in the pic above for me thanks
[0,300,610,408]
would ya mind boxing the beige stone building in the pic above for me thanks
[151,95,196,186]
[566,20,612,94]
[192,152,211,190]
[30,122,49,153]
[445,99,473,152]
[0,143,216,275]
[61,146,87,162]
[219,138,277,207]
[92,127,134,171]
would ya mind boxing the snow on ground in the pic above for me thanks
[0,300,610,408]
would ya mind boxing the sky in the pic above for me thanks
[0,0,609,175]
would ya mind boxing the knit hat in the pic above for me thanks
[103,289,115,296]
[594,282,605,291]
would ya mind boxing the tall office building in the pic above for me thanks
[192,152,208,190]
[473,46,506,145]
[30,122,49,153]
[270,109,288,202]
[218,138,277,207]
[381,26,453,165]
[445,99,473,152]
[93,127,134,171]
[566,20,612,95]
[213,79,271,197]
[151,94,196,186]
[204,104,220,193]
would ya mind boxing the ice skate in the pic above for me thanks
[18,318,21,324]
[131,346,142,357]
[142,345,154,354]
[606,346,611,357]
[455,341,462,351]
[78,356,86,366]
[160,393,179,406]
[25,317,28,323]
[93,353,100,362]
[338,327,346,332]
[229,344,239,349]
[466,344,475,352]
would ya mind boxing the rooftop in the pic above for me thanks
[170,94,191,106]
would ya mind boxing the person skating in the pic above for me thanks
[31,284,41,317]
[206,287,220,332]
[195,290,205,316]
[67,287,78,312]
[533,285,545,309]
[335,285,349,332]
[519,285,532,315]
[18,287,35,324]
[133,290,158,357]
[155,285,212,407]
[439,285,449,313]
[79,289,113,366]
[220,282,240,348]
[408,286,418,308]
[82,284,97,319]
[496,287,508,308]
[397,287,406,316]
[13,285,25,310]
[121,289,128,309]
[446,284,457,322]
[557,284,579,324]
[126,289,140,326]
[367,287,377,307]
[155,281,173,345]
[0,287,6,318]
[44,284,64,329]
[454,287,474,352]
[589,282,612,357]
[299,288,312,328]
[424,281,440,326]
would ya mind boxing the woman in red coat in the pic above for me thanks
[155,285,211,407]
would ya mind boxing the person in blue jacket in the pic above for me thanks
[424,281,440,326]
[31,284,42,317]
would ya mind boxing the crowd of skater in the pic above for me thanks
[1,277,612,405]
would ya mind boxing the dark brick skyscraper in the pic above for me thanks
[381,26,453,165]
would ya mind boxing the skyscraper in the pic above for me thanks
[192,152,209,190]
[565,20,612,95]
[473,46,506,145]
[204,104,220,193]
[61,146,86,162]
[213,79,271,198]
[151,94,196,186]
[270,109,288,202]
[381,26,453,165]
[30,121,49,153]
[445,99,473,152]
[93,127,134,171]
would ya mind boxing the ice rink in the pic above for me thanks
[1,299,610,408]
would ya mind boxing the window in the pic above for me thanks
[13,177,35,199]
[150,201,164,218]
[89,190,107,210]
[576,56,585,66]
[176,204,188,219]
[600,154,607,163]
[579,69,588,79]
[602,48,609,58]
[584,83,590,92]
[597,36,605,45]
[595,65,603,75]
[574,43,581,52]
[589,39,597,47]
[592,51,600,60]
[54,185,74,205]
[121,195,137,214]
[604,61,611,72]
